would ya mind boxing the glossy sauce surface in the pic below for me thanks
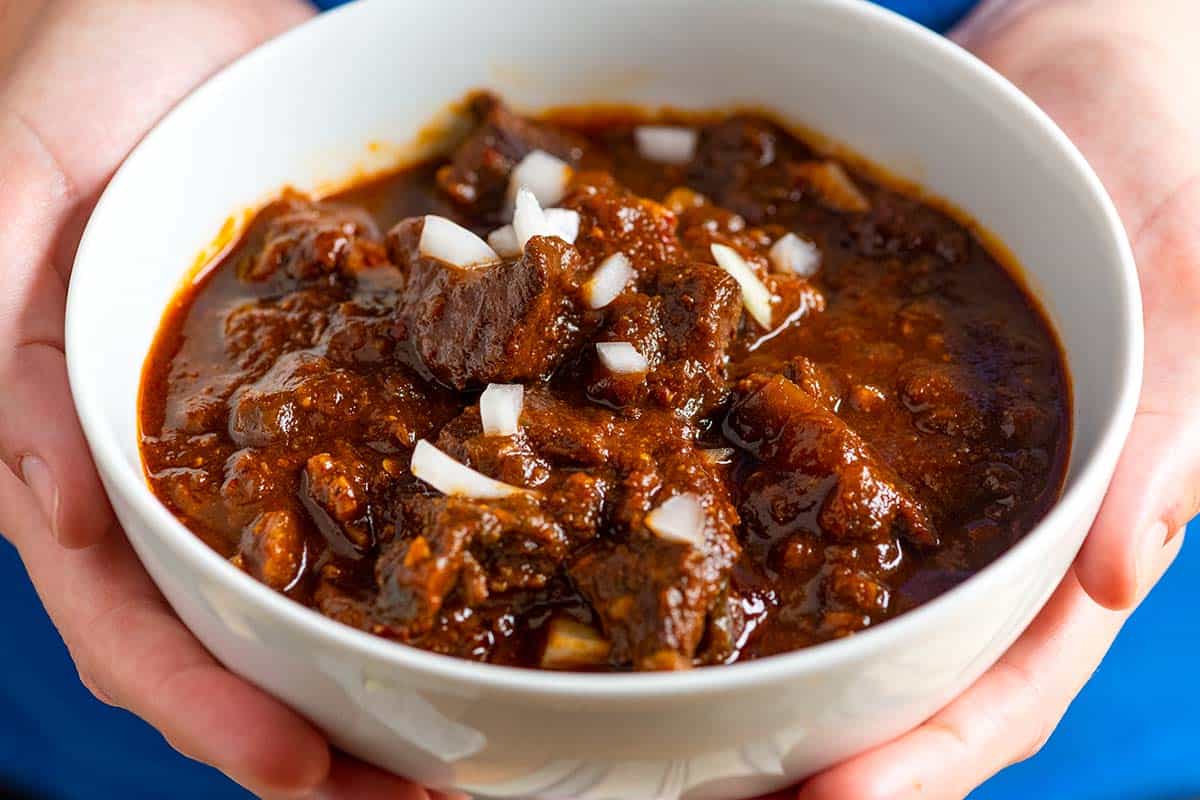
[141,97,1069,670]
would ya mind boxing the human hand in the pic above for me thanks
[0,2,456,797]
[771,1,1200,797]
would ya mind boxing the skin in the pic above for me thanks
[0,0,1194,798]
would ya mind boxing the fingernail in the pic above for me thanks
[1134,519,1168,592]
[18,455,59,541]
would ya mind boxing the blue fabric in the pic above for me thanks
[10,2,1198,799]
[311,0,980,27]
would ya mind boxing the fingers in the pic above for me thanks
[1,339,115,548]
[1,465,332,796]
[2,0,314,205]
[308,756,435,800]
[797,534,1184,800]
[0,108,112,549]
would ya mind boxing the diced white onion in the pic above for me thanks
[646,493,706,548]
[702,447,736,464]
[419,215,500,268]
[410,440,523,499]
[634,125,698,165]
[769,233,821,277]
[795,161,871,213]
[596,341,648,374]
[487,224,521,258]
[544,207,580,243]
[508,150,572,209]
[513,187,558,247]
[540,617,612,670]
[710,243,774,329]
[480,383,524,436]
[583,252,634,309]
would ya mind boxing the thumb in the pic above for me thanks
[0,111,113,549]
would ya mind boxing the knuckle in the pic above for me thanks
[991,659,1055,766]
[1013,720,1054,765]
[75,665,119,709]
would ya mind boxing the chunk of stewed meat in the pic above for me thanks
[569,508,738,670]
[675,191,826,329]
[686,116,785,219]
[300,446,376,558]
[437,93,588,216]
[588,262,741,417]
[725,373,938,546]
[227,349,447,449]
[569,445,740,670]
[235,510,306,592]
[898,359,992,439]
[237,192,388,285]
[375,492,569,634]
[562,171,683,273]
[783,356,843,412]
[388,217,586,389]
[433,406,554,490]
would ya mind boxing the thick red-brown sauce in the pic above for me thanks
[140,102,1069,670]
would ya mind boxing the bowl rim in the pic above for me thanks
[66,0,1142,700]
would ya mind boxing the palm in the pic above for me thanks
[0,2,439,797]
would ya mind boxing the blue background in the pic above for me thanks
[5,0,1197,798]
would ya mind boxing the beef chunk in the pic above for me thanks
[375,492,570,635]
[235,510,306,592]
[237,192,389,286]
[725,373,938,546]
[685,116,810,225]
[587,262,741,417]
[227,349,446,449]
[301,445,377,558]
[562,171,683,272]
[848,191,970,262]
[437,93,588,216]
[675,191,826,330]
[388,217,586,389]
[433,406,554,490]
[687,117,783,214]
[783,356,843,412]
[897,359,991,439]
[220,447,295,526]
[569,442,740,671]
[224,290,332,374]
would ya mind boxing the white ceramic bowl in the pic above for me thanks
[66,1,1141,797]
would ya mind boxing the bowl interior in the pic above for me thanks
[67,0,1139,685]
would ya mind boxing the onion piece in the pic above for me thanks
[583,252,634,309]
[508,149,572,208]
[645,493,706,548]
[487,224,521,258]
[596,341,648,374]
[540,617,612,670]
[769,233,821,277]
[410,440,523,499]
[513,187,558,247]
[419,215,500,268]
[634,125,698,165]
[480,383,524,436]
[710,243,774,329]
[702,447,736,464]
[544,207,580,243]
[793,161,871,213]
